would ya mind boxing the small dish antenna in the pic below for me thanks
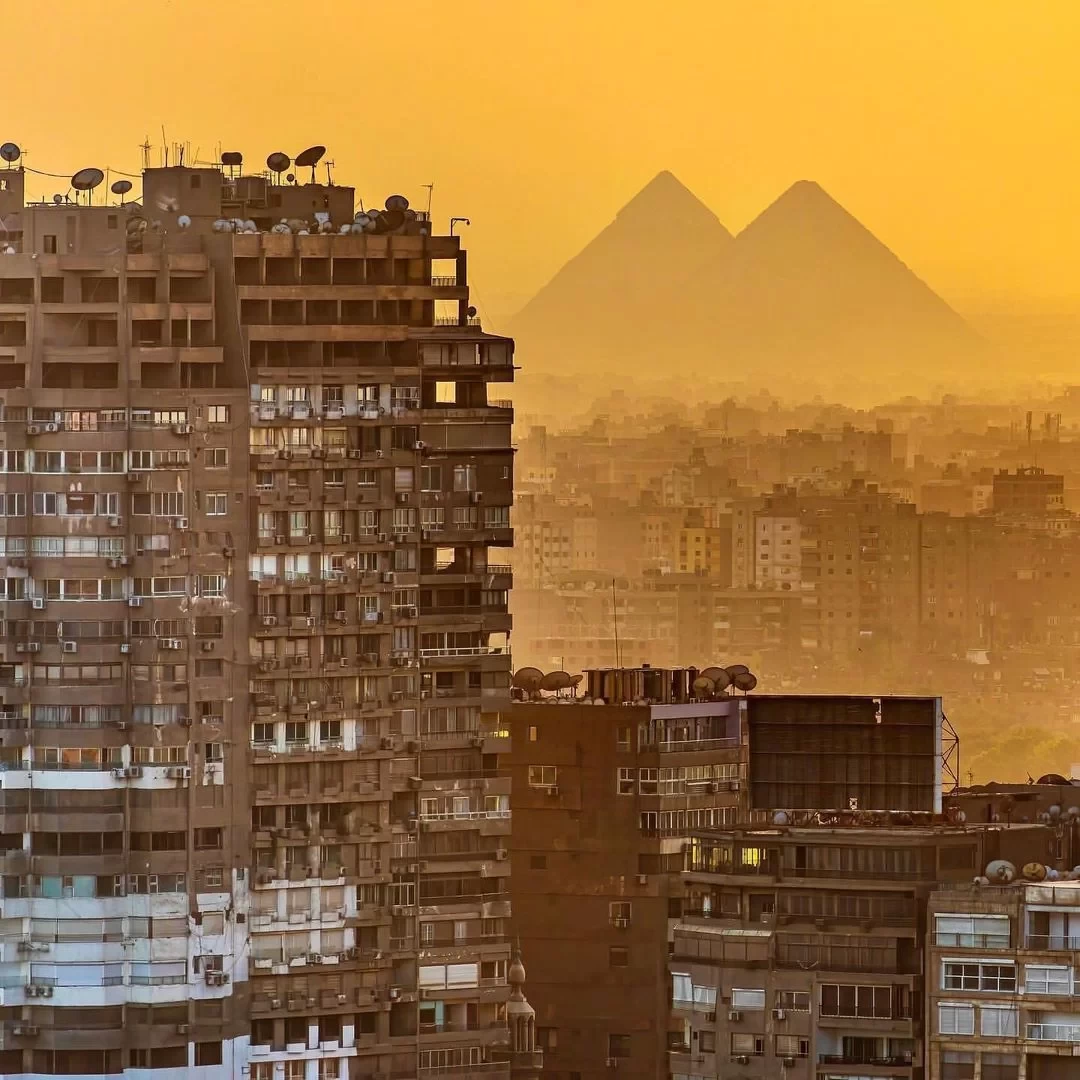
[294,145,326,184]
[265,152,291,182]
[110,179,133,205]
[286,173,296,185]
[71,167,105,204]
[700,666,732,691]
[732,671,758,693]
[540,670,572,693]
[692,676,715,696]
[0,142,20,166]
[52,194,64,206]
[385,194,409,212]
[511,667,544,697]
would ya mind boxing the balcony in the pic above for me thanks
[1026,934,1080,950]
[1027,1023,1080,1042]
[934,932,1010,949]
[818,1054,913,1067]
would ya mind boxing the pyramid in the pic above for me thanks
[509,171,733,376]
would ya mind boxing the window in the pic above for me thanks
[820,984,894,1019]
[774,1035,808,1058]
[699,1031,716,1054]
[980,1005,1017,1037]
[638,768,657,795]
[616,726,631,752]
[938,1002,975,1035]
[195,1042,223,1067]
[934,913,1009,948]
[203,492,228,516]
[617,767,635,795]
[609,946,628,967]
[206,405,229,424]
[205,447,228,468]
[610,901,631,926]
[942,960,1015,993]
[44,234,57,254]
[731,988,766,1010]
[453,464,476,492]
[528,765,556,788]
[607,1035,630,1060]
[1023,963,1070,995]
[529,855,547,871]
[730,1033,764,1056]
[775,990,810,1011]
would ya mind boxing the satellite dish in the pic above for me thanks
[700,666,732,691]
[286,173,296,185]
[466,306,477,318]
[385,194,409,212]
[511,667,544,694]
[266,152,291,179]
[1022,862,1048,882]
[725,663,750,678]
[733,672,758,693]
[52,194,63,205]
[374,209,405,233]
[177,214,191,230]
[72,167,105,203]
[0,142,20,164]
[692,676,715,695]
[540,670,572,692]
[569,674,584,687]
[111,179,132,197]
[295,145,325,167]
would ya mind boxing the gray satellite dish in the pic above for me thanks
[692,676,715,695]
[511,668,544,694]
[266,152,291,179]
[725,663,750,677]
[52,194,63,205]
[385,194,409,212]
[0,142,20,164]
[111,179,132,196]
[540,670,572,693]
[733,672,758,693]
[72,168,105,204]
[295,145,325,183]
[700,667,731,691]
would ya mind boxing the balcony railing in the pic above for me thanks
[818,1054,913,1067]
[659,736,739,753]
[935,932,1010,949]
[1028,1023,1080,1041]
[1026,933,1080,950]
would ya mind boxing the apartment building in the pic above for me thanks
[0,167,251,1076]
[0,153,520,1079]
[927,878,1080,1080]
[503,667,959,1080]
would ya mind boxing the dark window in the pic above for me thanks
[195,1042,222,1067]
[190,175,202,190]
[608,1034,630,1059]
[44,235,57,254]
[529,854,547,870]
[609,947,629,968]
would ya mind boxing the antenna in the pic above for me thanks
[324,160,335,186]
[140,137,152,170]
[294,145,325,185]
[611,577,620,668]
[450,217,470,236]
[422,183,434,217]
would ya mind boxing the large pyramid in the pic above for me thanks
[510,175,986,391]
[509,171,733,375]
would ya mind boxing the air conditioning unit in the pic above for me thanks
[735,1055,749,1066]
[62,641,77,654]
[397,492,410,504]
[773,1008,786,1021]
[403,604,418,618]
[201,640,215,652]
[223,545,236,557]
[172,424,194,435]
[27,985,53,998]
[347,450,364,459]
[380,736,395,750]
[15,642,27,653]
[26,641,40,653]
[120,642,132,653]
[174,517,189,530]
[116,721,128,731]
[26,424,40,435]
[304,616,316,629]
[204,971,228,986]
[44,423,59,433]
[176,1024,190,1035]
[126,471,142,483]
[495,848,508,861]
[12,1024,39,1036]
[470,491,483,504]
[728,1010,741,1022]
[127,597,142,608]
[168,766,192,779]
[179,716,193,727]
[108,516,123,528]
[311,446,324,458]
[159,638,184,650]
[637,874,648,885]
[111,768,126,779]
[31,597,46,610]
[125,766,143,778]
[413,441,425,451]
[782,1057,795,1067]
[261,615,277,627]
[341,533,352,544]
[274,535,285,545]
[334,610,348,623]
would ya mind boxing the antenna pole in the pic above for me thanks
[423,183,434,218]
[611,577,621,668]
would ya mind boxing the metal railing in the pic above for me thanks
[1026,933,1080,950]
[935,932,1010,949]
[1028,1023,1080,1041]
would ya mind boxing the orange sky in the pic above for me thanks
[13,2,1080,321]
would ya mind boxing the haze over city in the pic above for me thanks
[3,5,1080,1080]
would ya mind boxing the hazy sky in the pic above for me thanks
[12,2,1080,320]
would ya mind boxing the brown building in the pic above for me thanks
[991,467,1065,516]
[0,151,518,1080]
